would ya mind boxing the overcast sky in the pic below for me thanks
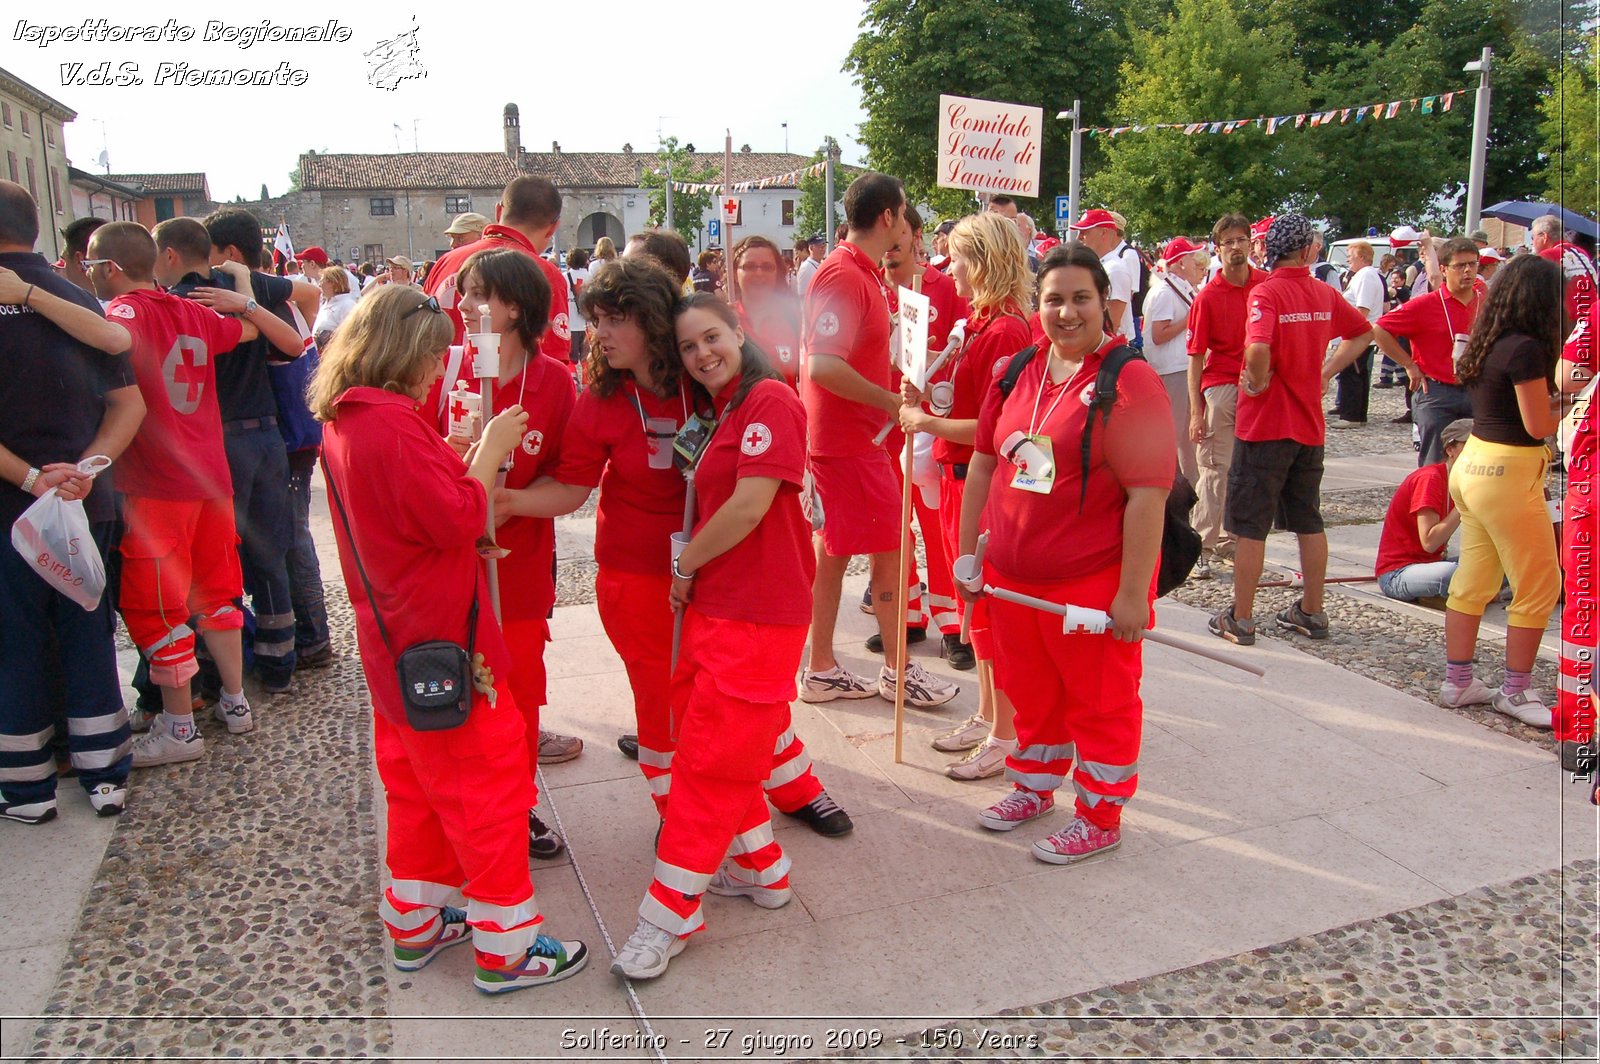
[7,0,871,201]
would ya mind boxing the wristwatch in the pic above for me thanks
[671,556,696,580]
[20,467,40,494]
[243,298,258,314]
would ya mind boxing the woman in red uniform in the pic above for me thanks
[501,263,849,835]
[612,294,812,979]
[899,212,1034,780]
[309,285,587,994]
[730,235,802,388]
[957,242,1174,864]
[446,249,578,859]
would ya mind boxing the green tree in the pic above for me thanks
[1535,34,1598,221]
[795,138,842,240]
[638,136,718,243]
[844,0,1125,222]
[1085,0,1312,238]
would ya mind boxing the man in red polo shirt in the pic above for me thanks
[425,177,570,363]
[1210,214,1373,647]
[1371,236,1484,466]
[800,173,958,708]
[1186,212,1267,578]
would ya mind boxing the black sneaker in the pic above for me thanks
[529,810,566,859]
[0,791,57,825]
[617,734,640,761]
[941,634,976,671]
[1276,600,1330,640]
[784,791,854,837]
[866,626,927,654]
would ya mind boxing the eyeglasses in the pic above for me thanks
[1444,260,1479,272]
[402,296,442,319]
[80,258,120,271]
[1217,237,1251,248]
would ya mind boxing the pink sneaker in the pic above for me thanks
[977,788,1054,832]
[1032,816,1122,864]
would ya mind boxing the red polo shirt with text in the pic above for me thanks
[1239,266,1372,446]
[802,241,892,458]
[1187,267,1269,389]
[424,224,572,362]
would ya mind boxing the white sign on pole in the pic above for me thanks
[897,286,932,388]
[720,196,741,226]
[937,94,1045,199]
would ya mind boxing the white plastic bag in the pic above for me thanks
[10,456,111,611]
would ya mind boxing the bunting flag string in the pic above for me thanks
[651,160,828,194]
[1084,86,1467,139]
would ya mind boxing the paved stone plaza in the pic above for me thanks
[1,386,1594,1061]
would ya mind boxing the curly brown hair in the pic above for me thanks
[1456,253,1563,388]
[579,258,683,398]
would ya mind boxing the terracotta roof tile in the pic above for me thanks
[102,173,210,195]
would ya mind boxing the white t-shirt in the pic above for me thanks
[796,256,821,297]
[1113,241,1142,296]
[1139,274,1196,375]
[1100,251,1133,335]
[1343,264,1385,324]
[566,265,590,329]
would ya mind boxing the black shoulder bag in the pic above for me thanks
[322,456,477,731]
[997,343,1201,596]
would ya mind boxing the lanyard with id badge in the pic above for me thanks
[1439,289,1472,376]
[1003,369,1072,495]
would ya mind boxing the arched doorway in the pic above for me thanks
[577,211,625,248]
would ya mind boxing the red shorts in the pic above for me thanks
[811,451,900,557]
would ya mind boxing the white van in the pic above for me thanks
[1328,237,1394,270]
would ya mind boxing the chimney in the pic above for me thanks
[552,141,561,153]
[503,103,521,159]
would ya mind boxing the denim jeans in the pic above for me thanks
[0,522,131,800]
[1411,380,1474,467]
[286,448,329,655]
[1378,560,1459,602]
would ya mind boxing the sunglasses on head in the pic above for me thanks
[80,258,120,270]
[402,295,442,319]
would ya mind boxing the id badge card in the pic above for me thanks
[1451,332,1470,368]
[644,416,678,470]
[672,413,715,468]
[1004,431,1056,494]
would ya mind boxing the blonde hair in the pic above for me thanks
[308,286,453,421]
[319,267,350,296]
[948,213,1034,319]
[1347,240,1374,266]
[593,236,618,262]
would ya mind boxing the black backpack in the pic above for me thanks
[997,344,1201,596]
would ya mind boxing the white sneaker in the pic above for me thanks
[213,694,254,734]
[610,917,687,980]
[86,782,126,817]
[932,713,989,752]
[799,665,877,703]
[946,740,1009,781]
[707,864,792,909]
[879,661,959,708]
[131,721,203,768]
[1492,688,1552,729]
[1439,678,1493,708]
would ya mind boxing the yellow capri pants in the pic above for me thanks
[1446,436,1561,629]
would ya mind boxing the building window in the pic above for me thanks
[20,112,29,137]
[370,197,395,216]
[24,158,36,198]
[46,124,55,147]
[51,167,63,213]
[445,195,471,213]
[5,152,15,184]
[782,199,795,226]
[1,104,10,128]
[155,197,175,222]
[363,243,384,265]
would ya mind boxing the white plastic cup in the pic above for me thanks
[469,332,501,377]
[670,531,691,561]
[952,553,984,593]
[1062,605,1110,635]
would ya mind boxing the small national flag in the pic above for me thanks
[1386,101,1401,119]
[272,223,295,268]
[1442,91,1455,112]
[1421,96,1436,114]
[1340,108,1352,123]
[1295,113,1307,127]
[1356,107,1368,123]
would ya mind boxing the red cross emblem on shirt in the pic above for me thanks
[740,422,772,456]
[162,335,209,416]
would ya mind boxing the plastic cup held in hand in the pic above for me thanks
[469,331,501,378]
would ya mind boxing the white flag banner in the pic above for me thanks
[897,286,931,388]
[938,94,1044,198]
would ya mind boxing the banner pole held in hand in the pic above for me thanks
[670,471,697,673]
[470,319,505,621]
[892,278,931,764]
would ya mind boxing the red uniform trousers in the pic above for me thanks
[374,683,543,967]
[501,617,550,781]
[986,563,1147,830]
[939,471,994,658]
[117,494,244,687]
[1557,489,1596,746]
[642,611,801,936]
[595,567,823,816]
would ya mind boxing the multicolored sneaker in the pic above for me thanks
[538,730,584,765]
[1276,600,1330,640]
[977,788,1054,832]
[1032,816,1122,865]
[609,917,686,981]
[879,661,959,708]
[707,864,792,909]
[391,905,470,972]
[1208,606,1256,646]
[475,934,589,994]
[529,810,566,859]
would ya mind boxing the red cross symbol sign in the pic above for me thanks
[721,197,741,225]
[449,395,471,424]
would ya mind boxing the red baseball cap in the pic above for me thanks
[1477,244,1503,262]
[1069,208,1120,232]
[1389,225,1422,249]
[298,246,329,266]
[1250,216,1275,240]
[1035,236,1061,255]
[1162,236,1207,264]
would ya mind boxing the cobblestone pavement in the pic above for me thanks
[855,861,1597,1060]
[27,593,392,1060]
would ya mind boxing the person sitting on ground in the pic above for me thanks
[1374,418,1473,604]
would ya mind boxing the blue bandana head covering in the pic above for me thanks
[1265,213,1315,269]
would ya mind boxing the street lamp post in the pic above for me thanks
[1463,47,1493,235]
[1055,99,1083,232]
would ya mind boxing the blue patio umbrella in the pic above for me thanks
[1482,200,1598,241]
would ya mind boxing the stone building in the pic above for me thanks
[0,65,76,260]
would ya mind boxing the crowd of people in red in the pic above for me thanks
[2,164,1592,995]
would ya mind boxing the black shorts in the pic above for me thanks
[1224,439,1325,539]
